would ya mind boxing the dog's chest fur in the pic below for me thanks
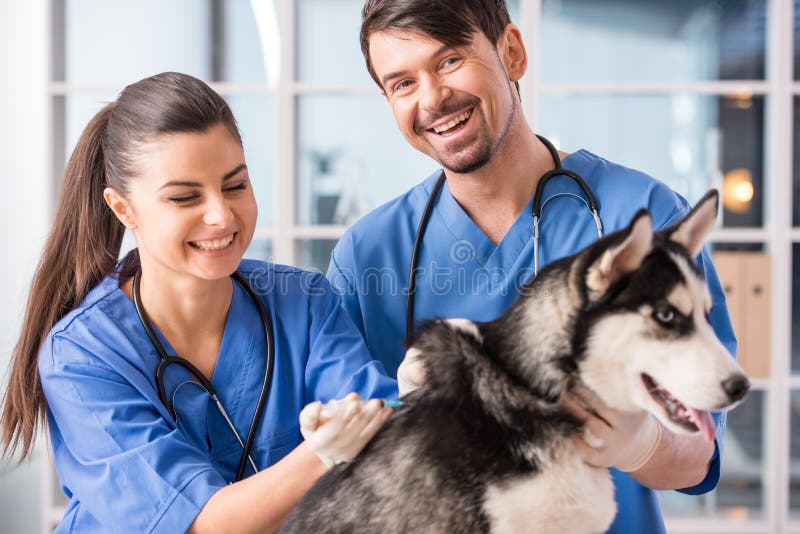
[483,441,615,534]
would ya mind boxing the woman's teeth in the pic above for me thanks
[433,110,472,134]
[190,233,235,251]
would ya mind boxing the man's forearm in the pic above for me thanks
[629,423,715,490]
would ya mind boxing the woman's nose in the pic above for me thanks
[203,194,235,227]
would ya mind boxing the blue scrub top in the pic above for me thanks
[327,150,737,533]
[40,259,397,533]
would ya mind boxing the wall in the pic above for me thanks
[0,0,50,532]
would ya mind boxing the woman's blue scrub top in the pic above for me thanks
[327,150,738,534]
[39,259,397,533]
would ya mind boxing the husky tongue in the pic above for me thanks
[690,408,716,443]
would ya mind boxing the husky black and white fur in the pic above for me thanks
[281,191,749,534]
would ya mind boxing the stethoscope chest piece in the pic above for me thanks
[133,268,275,482]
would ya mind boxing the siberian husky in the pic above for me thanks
[281,190,749,534]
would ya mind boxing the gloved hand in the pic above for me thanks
[397,347,426,397]
[562,385,663,473]
[299,393,392,468]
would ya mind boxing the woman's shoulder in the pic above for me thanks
[40,274,134,371]
[236,259,335,299]
[237,258,326,282]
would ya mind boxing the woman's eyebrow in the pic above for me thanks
[157,163,248,191]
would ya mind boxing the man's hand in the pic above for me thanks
[563,385,663,473]
[299,393,392,468]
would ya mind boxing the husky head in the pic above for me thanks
[575,191,748,441]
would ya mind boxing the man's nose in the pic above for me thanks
[419,76,452,113]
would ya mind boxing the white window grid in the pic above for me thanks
[41,0,799,532]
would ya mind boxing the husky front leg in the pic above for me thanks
[482,445,616,534]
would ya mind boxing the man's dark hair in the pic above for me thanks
[360,0,513,89]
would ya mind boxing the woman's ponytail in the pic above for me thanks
[1,103,125,460]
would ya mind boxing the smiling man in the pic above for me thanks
[326,1,738,532]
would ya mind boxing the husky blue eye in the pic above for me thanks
[654,308,675,324]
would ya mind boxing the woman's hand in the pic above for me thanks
[299,393,392,468]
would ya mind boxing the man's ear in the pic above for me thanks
[586,210,653,298]
[498,24,527,82]
[663,190,718,257]
[103,187,137,229]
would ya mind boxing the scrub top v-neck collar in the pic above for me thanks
[123,279,257,419]
[433,152,580,270]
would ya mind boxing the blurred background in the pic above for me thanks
[0,0,798,532]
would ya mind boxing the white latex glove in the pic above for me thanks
[563,385,663,473]
[299,393,392,468]
[397,347,426,397]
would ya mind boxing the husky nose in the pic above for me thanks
[722,374,750,403]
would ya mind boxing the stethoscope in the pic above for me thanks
[133,269,275,482]
[405,135,603,343]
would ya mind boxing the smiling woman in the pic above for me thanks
[0,72,397,533]
[103,123,258,284]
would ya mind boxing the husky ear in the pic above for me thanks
[665,190,718,257]
[586,210,653,298]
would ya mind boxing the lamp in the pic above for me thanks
[722,168,754,213]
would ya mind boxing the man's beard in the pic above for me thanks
[438,131,494,174]
[435,92,517,175]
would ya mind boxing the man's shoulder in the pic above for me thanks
[339,169,442,248]
[568,149,668,191]
[568,150,689,228]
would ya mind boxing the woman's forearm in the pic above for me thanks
[187,442,327,534]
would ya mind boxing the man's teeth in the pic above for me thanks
[433,110,472,134]
[192,234,235,251]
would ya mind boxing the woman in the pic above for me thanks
[0,72,396,533]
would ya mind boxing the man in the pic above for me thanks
[326,1,737,532]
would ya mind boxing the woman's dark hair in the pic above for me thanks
[360,0,513,89]
[1,72,241,461]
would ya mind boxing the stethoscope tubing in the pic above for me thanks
[133,269,274,482]
[405,135,603,342]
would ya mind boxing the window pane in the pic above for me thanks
[62,93,119,159]
[793,245,800,371]
[789,390,800,516]
[541,0,766,83]
[795,0,800,81]
[794,97,800,227]
[538,94,765,227]
[246,239,273,262]
[296,0,520,85]
[221,0,279,84]
[296,94,436,225]
[59,0,277,84]
[295,239,338,272]
[659,390,765,521]
[226,95,276,226]
[296,0,370,86]
[63,0,210,84]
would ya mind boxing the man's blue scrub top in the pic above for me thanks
[327,150,737,533]
[40,259,397,533]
